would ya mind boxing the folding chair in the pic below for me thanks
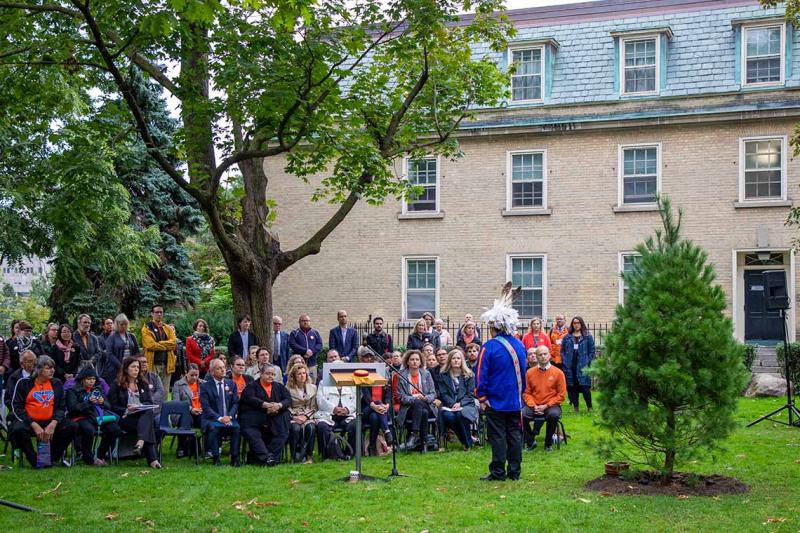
[157,401,202,465]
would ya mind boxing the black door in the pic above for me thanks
[744,270,784,341]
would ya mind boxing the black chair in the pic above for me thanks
[157,401,201,465]
[528,414,567,450]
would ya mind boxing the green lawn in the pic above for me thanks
[1,397,798,532]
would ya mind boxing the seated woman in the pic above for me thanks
[286,363,318,464]
[245,347,262,379]
[230,357,254,397]
[11,355,76,467]
[438,349,478,450]
[108,356,161,468]
[66,365,122,466]
[397,350,437,451]
[50,324,80,382]
[171,364,204,458]
[239,364,291,466]
[362,377,393,456]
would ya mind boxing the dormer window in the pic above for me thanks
[743,24,784,86]
[622,37,658,94]
[509,46,544,102]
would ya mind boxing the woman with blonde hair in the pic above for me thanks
[286,363,318,463]
[438,349,478,450]
[522,317,551,352]
[406,318,437,351]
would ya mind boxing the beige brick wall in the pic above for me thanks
[264,118,799,338]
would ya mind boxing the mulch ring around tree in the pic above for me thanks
[586,471,750,497]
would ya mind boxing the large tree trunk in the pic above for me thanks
[228,260,274,352]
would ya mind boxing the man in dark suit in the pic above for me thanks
[271,315,290,374]
[328,310,359,362]
[239,364,291,466]
[74,313,103,366]
[227,314,260,358]
[200,358,241,466]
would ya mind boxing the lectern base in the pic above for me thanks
[337,472,389,483]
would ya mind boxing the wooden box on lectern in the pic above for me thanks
[321,362,387,387]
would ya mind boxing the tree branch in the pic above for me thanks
[277,174,370,271]
[0,2,80,17]
[210,146,286,195]
[0,46,31,60]
[381,45,429,152]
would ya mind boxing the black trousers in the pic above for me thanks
[522,405,562,447]
[12,419,76,468]
[242,424,288,465]
[365,409,390,451]
[567,384,592,411]
[317,417,356,457]
[289,423,316,461]
[119,410,158,464]
[205,423,241,461]
[485,409,522,480]
[75,418,122,464]
[406,399,432,438]
[441,410,472,449]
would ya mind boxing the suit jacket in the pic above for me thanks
[270,330,290,372]
[72,330,103,365]
[107,379,154,417]
[239,379,291,432]
[227,330,260,359]
[328,326,359,361]
[288,328,323,367]
[199,377,240,430]
[438,372,478,422]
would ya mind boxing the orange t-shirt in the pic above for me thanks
[233,375,246,396]
[261,382,273,399]
[188,381,201,411]
[371,386,383,402]
[26,380,55,421]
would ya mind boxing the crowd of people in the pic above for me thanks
[0,303,595,475]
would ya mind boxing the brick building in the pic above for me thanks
[266,0,800,344]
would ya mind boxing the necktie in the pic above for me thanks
[217,382,226,417]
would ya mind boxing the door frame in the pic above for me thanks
[732,248,795,342]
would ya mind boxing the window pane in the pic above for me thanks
[746,57,781,83]
[514,289,542,318]
[407,291,435,320]
[624,39,656,93]
[511,48,542,101]
[511,257,543,289]
[511,153,543,181]
[745,27,782,83]
[407,159,437,211]
[622,147,658,204]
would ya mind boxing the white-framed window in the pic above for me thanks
[743,24,785,86]
[507,150,547,210]
[621,36,659,95]
[509,46,544,102]
[618,143,661,205]
[507,254,546,319]
[403,156,440,213]
[618,252,642,304]
[739,136,787,202]
[403,256,438,321]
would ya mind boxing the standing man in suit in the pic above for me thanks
[271,316,290,374]
[74,314,103,367]
[328,310,359,362]
[200,358,241,466]
[227,315,260,359]
[288,315,322,382]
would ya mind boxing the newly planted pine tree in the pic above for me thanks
[595,197,749,480]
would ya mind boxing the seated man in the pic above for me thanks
[315,350,357,458]
[11,355,76,467]
[239,364,291,466]
[200,358,241,466]
[4,350,36,410]
[522,346,566,452]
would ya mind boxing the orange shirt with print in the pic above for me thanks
[26,380,55,421]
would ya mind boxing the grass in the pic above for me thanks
[1,397,799,532]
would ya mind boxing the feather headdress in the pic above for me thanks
[480,282,521,335]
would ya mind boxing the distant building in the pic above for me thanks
[1,257,49,296]
[267,0,800,344]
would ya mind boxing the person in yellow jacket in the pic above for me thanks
[141,305,177,393]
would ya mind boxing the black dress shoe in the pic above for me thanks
[384,431,394,446]
[231,457,241,467]
[481,474,506,481]
[212,457,222,466]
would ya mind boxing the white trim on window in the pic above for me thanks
[505,254,547,320]
[401,255,440,322]
[618,251,642,304]
[741,23,786,87]
[620,35,660,96]
[738,135,788,203]
[506,149,548,211]
[617,142,662,207]
[508,44,545,104]
[402,155,441,214]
